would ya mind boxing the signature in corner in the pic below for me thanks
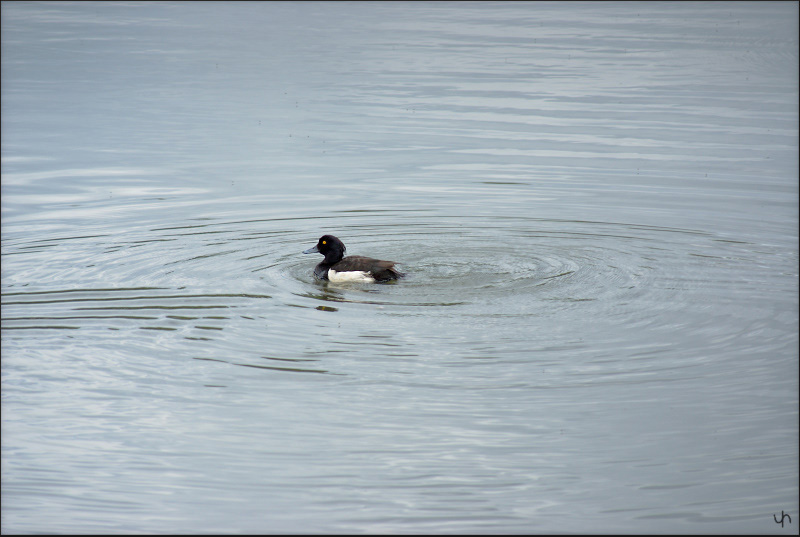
[773,510,792,528]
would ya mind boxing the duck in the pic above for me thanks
[303,235,404,283]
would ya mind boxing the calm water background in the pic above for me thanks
[2,1,797,534]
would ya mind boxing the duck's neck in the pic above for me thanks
[323,249,344,265]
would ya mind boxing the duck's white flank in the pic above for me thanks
[328,269,376,283]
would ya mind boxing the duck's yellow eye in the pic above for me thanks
[322,240,326,245]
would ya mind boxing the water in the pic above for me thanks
[2,1,797,534]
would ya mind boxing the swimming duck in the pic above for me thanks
[303,235,404,282]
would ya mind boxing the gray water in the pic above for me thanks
[2,1,797,534]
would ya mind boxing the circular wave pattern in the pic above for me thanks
[4,209,769,381]
[263,216,666,319]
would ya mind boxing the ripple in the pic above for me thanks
[270,215,679,321]
[3,208,790,383]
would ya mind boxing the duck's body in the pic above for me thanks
[303,235,404,283]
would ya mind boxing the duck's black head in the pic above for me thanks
[303,234,346,264]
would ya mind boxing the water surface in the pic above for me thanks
[2,1,798,534]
